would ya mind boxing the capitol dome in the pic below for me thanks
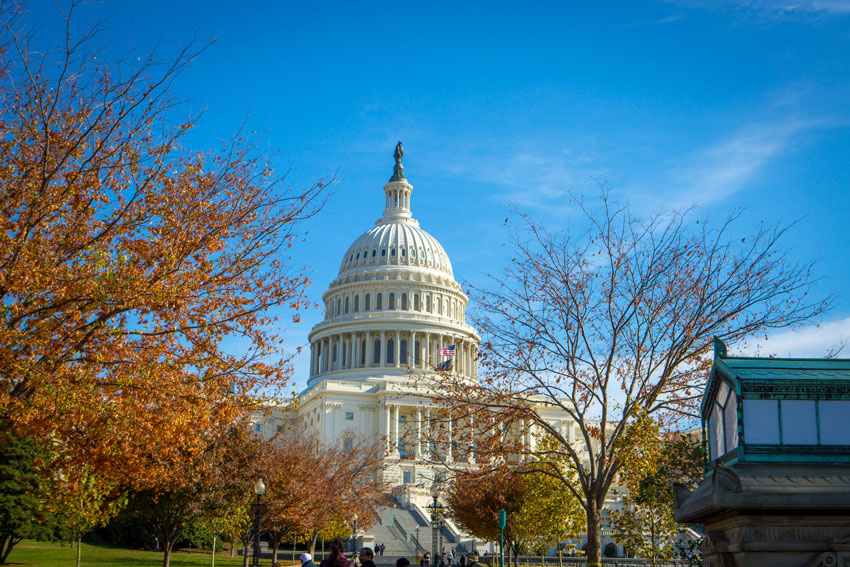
[305,142,479,388]
[338,213,454,278]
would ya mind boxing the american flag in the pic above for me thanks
[438,345,456,357]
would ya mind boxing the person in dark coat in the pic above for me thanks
[301,554,318,567]
[320,540,354,567]
[397,558,411,567]
[359,547,377,567]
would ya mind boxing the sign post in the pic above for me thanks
[498,509,507,567]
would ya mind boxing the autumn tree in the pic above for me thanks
[310,439,384,555]
[0,2,328,488]
[433,193,829,566]
[610,417,703,567]
[49,464,127,567]
[446,471,526,567]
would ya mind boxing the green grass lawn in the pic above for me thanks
[5,540,301,567]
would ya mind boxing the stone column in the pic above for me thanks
[365,330,372,367]
[446,412,454,463]
[410,330,416,368]
[425,332,431,370]
[468,414,475,464]
[350,332,355,368]
[416,406,423,457]
[394,330,401,368]
[384,402,391,454]
[392,404,400,456]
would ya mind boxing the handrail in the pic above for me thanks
[409,533,427,556]
[393,517,408,539]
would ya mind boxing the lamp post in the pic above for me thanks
[429,482,442,564]
[252,479,266,567]
[352,513,359,553]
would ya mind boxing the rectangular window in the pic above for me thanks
[781,400,817,445]
[742,400,780,444]
[345,412,354,421]
[819,401,850,445]
[403,470,412,484]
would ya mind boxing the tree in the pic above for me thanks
[296,437,385,555]
[446,471,526,567]
[610,416,702,567]
[433,192,829,566]
[49,465,127,567]
[0,2,328,488]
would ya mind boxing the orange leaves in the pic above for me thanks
[0,12,329,491]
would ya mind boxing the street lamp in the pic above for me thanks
[252,479,266,567]
[352,513,359,553]
[429,482,442,564]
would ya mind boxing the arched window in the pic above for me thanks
[426,295,431,312]
[391,247,396,257]
[389,293,395,310]
[344,297,349,314]
[365,294,371,310]
[353,296,358,311]
[401,247,406,257]
[381,249,387,257]
[342,343,346,365]
[333,344,337,363]
[374,340,381,365]
[437,297,442,315]
[360,341,366,367]
[400,339,408,365]
[372,249,377,257]
[377,293,383,310]
[386,339,394,364]
[336,299,341,316]
[414,294,420,311]
[401,293,408,310]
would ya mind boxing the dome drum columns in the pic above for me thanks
[309,330,479,381]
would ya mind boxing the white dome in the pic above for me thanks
[338,220,453,278]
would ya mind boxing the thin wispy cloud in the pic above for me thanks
[663,0,850,18]
[652,119,814,208]
[733,316,850,358]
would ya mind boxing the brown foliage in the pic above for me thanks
[0,4,328,487]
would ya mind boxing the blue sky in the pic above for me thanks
[30,0,850,389]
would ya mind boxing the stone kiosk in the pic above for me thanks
[675,338,850,567]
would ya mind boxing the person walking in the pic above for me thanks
[359,547,377,567]
[420,552,430,567]
[301,555,318,567]
[446,549,454,567]
[320,540,354,567]
[459,554,466,567]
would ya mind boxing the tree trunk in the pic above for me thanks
[75,534,82,567]
[211,535,216,567]
[309,529,319,556]
[163,545,172,567]
[230,541,236,558]
[585,506,602,567]
[273,541,280,563]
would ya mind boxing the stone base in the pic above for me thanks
[701,514,850,567]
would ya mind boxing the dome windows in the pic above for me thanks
[372,249,377,257]
[382,249,387,257]
[389,293,395,310]
[365,294,371,310]
[376,293,383,310]
[354,295,359,312]
[401,293,408,310]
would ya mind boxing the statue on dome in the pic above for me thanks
[389,141,405,182]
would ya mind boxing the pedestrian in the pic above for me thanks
[360,547,377,567]
[420,552,430,567]
[380,544,385,557]
[320,540,354,567]
[302,553,317,567]
[154,537,160,552]
[397,558,411,567]
[447,549,454,567]
[460,554,466,567]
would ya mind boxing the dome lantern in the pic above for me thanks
[380,141,414,225]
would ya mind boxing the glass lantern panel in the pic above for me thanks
[781,400,817,445]
[742,400,780,444]
[708,403,723,459]
[716,380,730,407]
[723,389,738,453]
[819,401,850,445]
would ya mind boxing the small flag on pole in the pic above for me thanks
[438,345,456,357]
